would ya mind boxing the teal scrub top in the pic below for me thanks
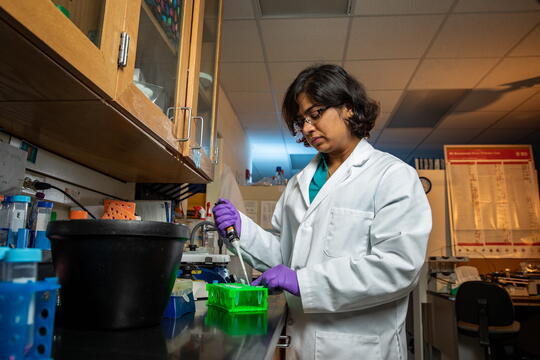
[309,153,329,203]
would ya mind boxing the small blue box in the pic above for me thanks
[163,293,195,319]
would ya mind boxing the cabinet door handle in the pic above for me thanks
[191,116,204,150]
[276,335,290,348]
[167,106,192,142]
[212,142,220,164]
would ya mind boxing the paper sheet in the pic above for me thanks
[0,142,26,195]
[445,145,540,258]
[244,200,258,223]
[260,201,277,230]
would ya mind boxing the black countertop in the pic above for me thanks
[52,294,287,360]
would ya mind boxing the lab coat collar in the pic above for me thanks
[296,153,321,208]
[299,138,374,220]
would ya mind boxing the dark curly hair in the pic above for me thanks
[282,64,380,146]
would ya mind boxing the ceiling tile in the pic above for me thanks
[345,59,419,90]
[377,128,432,144]
[477,57,540,88]
[409,58,498,89]
[520,129,540,143]
[260,18,349,61]
[369,91,402,113]
[373,112,392,130]
[424,128,483,143]
[238,112,279,130]
[246,128,284,140]
[220,63,271,92]
[453,0,540,13]
[346,15,443,60]
[511,25,540,57]
[227,92,276,115]
[438,112,505,129]
[428,13,540,58]
[223,0,254,19]
[221,21,264,62]
[493,111,540,129]
[414,142,447,152]
[516,91,540,111]
[388,89,469,128]
[267,61,340,94]
[470,128,535,144]
[354,0,453,15]
[455,87,539,111]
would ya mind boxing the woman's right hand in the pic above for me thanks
[212,198,242,238]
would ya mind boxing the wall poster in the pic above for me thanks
[445,145,540,258]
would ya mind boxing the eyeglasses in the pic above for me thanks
[294,105,333,130]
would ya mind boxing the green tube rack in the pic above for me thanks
[206,283,268,313]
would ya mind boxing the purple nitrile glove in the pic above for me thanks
[252,264,300,296]
[212,198,241,238]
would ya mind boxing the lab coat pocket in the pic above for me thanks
[324,207,373,258]
[315,331,381,360]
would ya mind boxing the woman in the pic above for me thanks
[213,64,431,360]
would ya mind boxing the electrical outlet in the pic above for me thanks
[21,174,45,196]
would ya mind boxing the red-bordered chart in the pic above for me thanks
[445,145,540,258]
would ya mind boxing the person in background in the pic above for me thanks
[213,64,432,360]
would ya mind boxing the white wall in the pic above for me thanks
[216,86,251,184]
[205,86,252,206]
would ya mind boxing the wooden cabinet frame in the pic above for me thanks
[0,0,126,99]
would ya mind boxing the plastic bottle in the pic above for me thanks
[0,196,7,246]
[6,195,31,247]
[30,201,54,249]
[274,167,284,185]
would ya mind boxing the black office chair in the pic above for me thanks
[455,281,521,360]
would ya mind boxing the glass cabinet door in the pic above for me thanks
[0,0,126,97]
[133,0,190,115]
[51,0,106,47]
[185,0,222,162]
[195,0,220,156]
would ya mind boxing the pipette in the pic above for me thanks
[216,202,250,284]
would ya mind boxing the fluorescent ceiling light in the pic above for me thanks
[259,0,352,17]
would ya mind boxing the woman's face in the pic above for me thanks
[296,92,357,154]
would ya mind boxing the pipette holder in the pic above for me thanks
[0,278,60,360]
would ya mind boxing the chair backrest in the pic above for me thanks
[455,281,515,326]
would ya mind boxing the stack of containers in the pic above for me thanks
[0,247,60,359]
[0,195,54,249]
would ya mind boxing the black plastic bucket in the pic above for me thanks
[47,220,189,330]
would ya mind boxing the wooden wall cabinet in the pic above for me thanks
[0,0,223,183]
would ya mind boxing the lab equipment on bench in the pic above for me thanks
[179,220,234,298]
[428,256,469,294]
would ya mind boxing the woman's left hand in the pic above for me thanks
[252,264,300,296]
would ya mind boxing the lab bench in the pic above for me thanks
[52,294,287,360]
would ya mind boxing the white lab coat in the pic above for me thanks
[238,139,432,360]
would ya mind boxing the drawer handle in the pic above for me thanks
[276,335,290,348]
